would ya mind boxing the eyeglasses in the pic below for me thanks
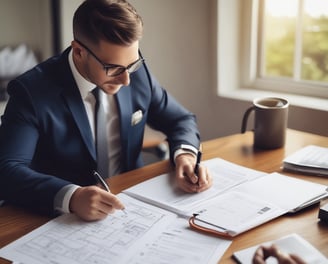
[75,39,144,77]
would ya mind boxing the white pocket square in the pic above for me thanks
[131,110,143,126]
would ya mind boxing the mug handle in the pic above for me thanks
[241,106,255,133]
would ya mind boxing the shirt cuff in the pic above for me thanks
[54,184,80,214]
[173,144,198,162]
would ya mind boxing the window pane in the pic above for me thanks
[302,0,328,82]
[263,0,297,78]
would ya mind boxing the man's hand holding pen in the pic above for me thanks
[69,172,125,221]
[175,150,213,193]
[70,148,213,221]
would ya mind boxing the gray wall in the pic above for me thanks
[0,0,53,60]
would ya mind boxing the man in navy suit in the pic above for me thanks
[0,0,212,221]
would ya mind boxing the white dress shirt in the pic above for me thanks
[55,50,121,213]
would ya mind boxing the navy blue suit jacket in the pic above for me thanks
[0,48,200,215]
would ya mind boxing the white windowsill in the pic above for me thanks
[219,88,328,112]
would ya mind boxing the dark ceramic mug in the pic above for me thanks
[241,97,289,149]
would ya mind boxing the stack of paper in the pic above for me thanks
[283,145,328,176]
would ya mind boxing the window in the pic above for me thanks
[245,0,328,98]
[217,0,328,106]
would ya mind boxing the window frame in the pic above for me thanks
[253,0,328,98]
[216,0,328,111]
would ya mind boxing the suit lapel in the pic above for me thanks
[116,86,132,168]
[62,86,97,161]
[56,48,96,162]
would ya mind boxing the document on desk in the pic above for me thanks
[232,233,328,263]
[123,158,328,238]
[0,193,232,264]
[283,145,328,176]
[124,158,266,216]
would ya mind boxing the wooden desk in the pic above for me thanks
[0,129,327,263]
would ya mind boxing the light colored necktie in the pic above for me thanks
[92,87,109,178]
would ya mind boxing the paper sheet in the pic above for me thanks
[233,233,328,264]
[236,172,328,212]
[124,158,266,215]
[0,193,231,264]
[192,172,328,235]
[193,191,284,235]
[284,145,328,169]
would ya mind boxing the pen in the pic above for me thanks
[194,147,202,184]
[93,170,110,192]
[93,171,127,214]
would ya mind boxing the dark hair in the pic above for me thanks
[73,0,143,46]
